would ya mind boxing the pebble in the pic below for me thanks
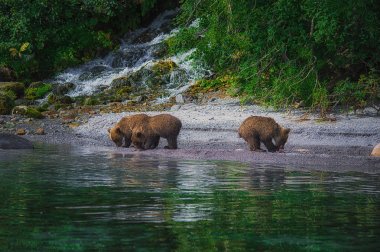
[35,127,45,135]
[16,128,27,135]
[370,143,380,157]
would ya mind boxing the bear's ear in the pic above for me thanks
[284,128,291,134]
[107,128,111,133]
[114,126,121,133]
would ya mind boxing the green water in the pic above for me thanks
[0,145,379,251]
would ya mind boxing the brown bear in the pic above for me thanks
[108,114,151,147]
[131,114,182,150]
[238,116,290,152]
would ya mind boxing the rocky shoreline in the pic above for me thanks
[2,97,379,173]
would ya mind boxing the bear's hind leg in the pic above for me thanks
[165,136,178,149]
[247,135,263,152]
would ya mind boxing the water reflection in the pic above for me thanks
[0,145,379,251]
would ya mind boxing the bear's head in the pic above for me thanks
[274,127,290,151]
[108,126,123,147]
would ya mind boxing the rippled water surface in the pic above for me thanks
[0,145,379,251]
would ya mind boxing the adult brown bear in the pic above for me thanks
[132,114,182,150]
[238,116,290,152]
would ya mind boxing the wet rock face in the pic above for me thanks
[110,49,145,68]
[78,66,110,81]
[0,133,33,149]
[52,82,76,96]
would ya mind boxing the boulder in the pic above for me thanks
[0,82,25,98]
[0,67,15,81]
[371,143,380,157]
[0,93,15,114]
[111,49,144,68]
[52,82,76,96]
[0,133,33,149]
[12,105,28,115]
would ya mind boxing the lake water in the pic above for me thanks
[0,145,379,251]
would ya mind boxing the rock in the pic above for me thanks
[35,127,45,135]
[171,104,181,111]
[371,143,380,157]
[78,65,109,81]
[132,28,159,44]
[110,76,134,89]
[52,82,76,96]
[151,60,177,76]
[111,49,144,68]
[48,94,74,105]
[0,67,15,81]
[16,128,27,135]
[25,107,44,119]
[0,93,15,114]
[14,98,35,106]
[0,133,33,149]
[12,105,28,115]
[0,82,25,98]
[175,94,185,104]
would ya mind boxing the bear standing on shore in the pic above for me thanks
[238,116,290,152]
[108,114,150,147]
[132,114,182,150]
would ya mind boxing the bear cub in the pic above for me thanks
[238,116,290,152]
[108,114,150,147]
[132,114,182,150]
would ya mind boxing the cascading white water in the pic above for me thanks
[51,10,210,102]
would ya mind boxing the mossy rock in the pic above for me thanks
[11,105,44,119]
[84,97,101,106]
[25,82,52,100]
[47,94,74,105]
[151,60,177,76]
[0,82,25,98]
[52,82,76,96]
[0,93,15,114]
[25,107,44,119]
[110,76,134,89]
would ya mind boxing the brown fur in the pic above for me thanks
[238,116,290,152]
[108,114,150,147]
[132,114,182,150]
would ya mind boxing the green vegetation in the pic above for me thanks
[0,0,178,80]
[25,83,53,100]
[169,0,380,112]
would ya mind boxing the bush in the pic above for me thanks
[0,0,179,80]
[170,0,380,110]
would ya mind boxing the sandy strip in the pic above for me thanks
[25,98,380,173]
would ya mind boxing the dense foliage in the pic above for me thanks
[169,0,380,112]
[0,0,178,80]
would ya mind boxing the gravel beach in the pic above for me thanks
[21,98,380,173]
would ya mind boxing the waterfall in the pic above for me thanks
[50,10,210,103]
